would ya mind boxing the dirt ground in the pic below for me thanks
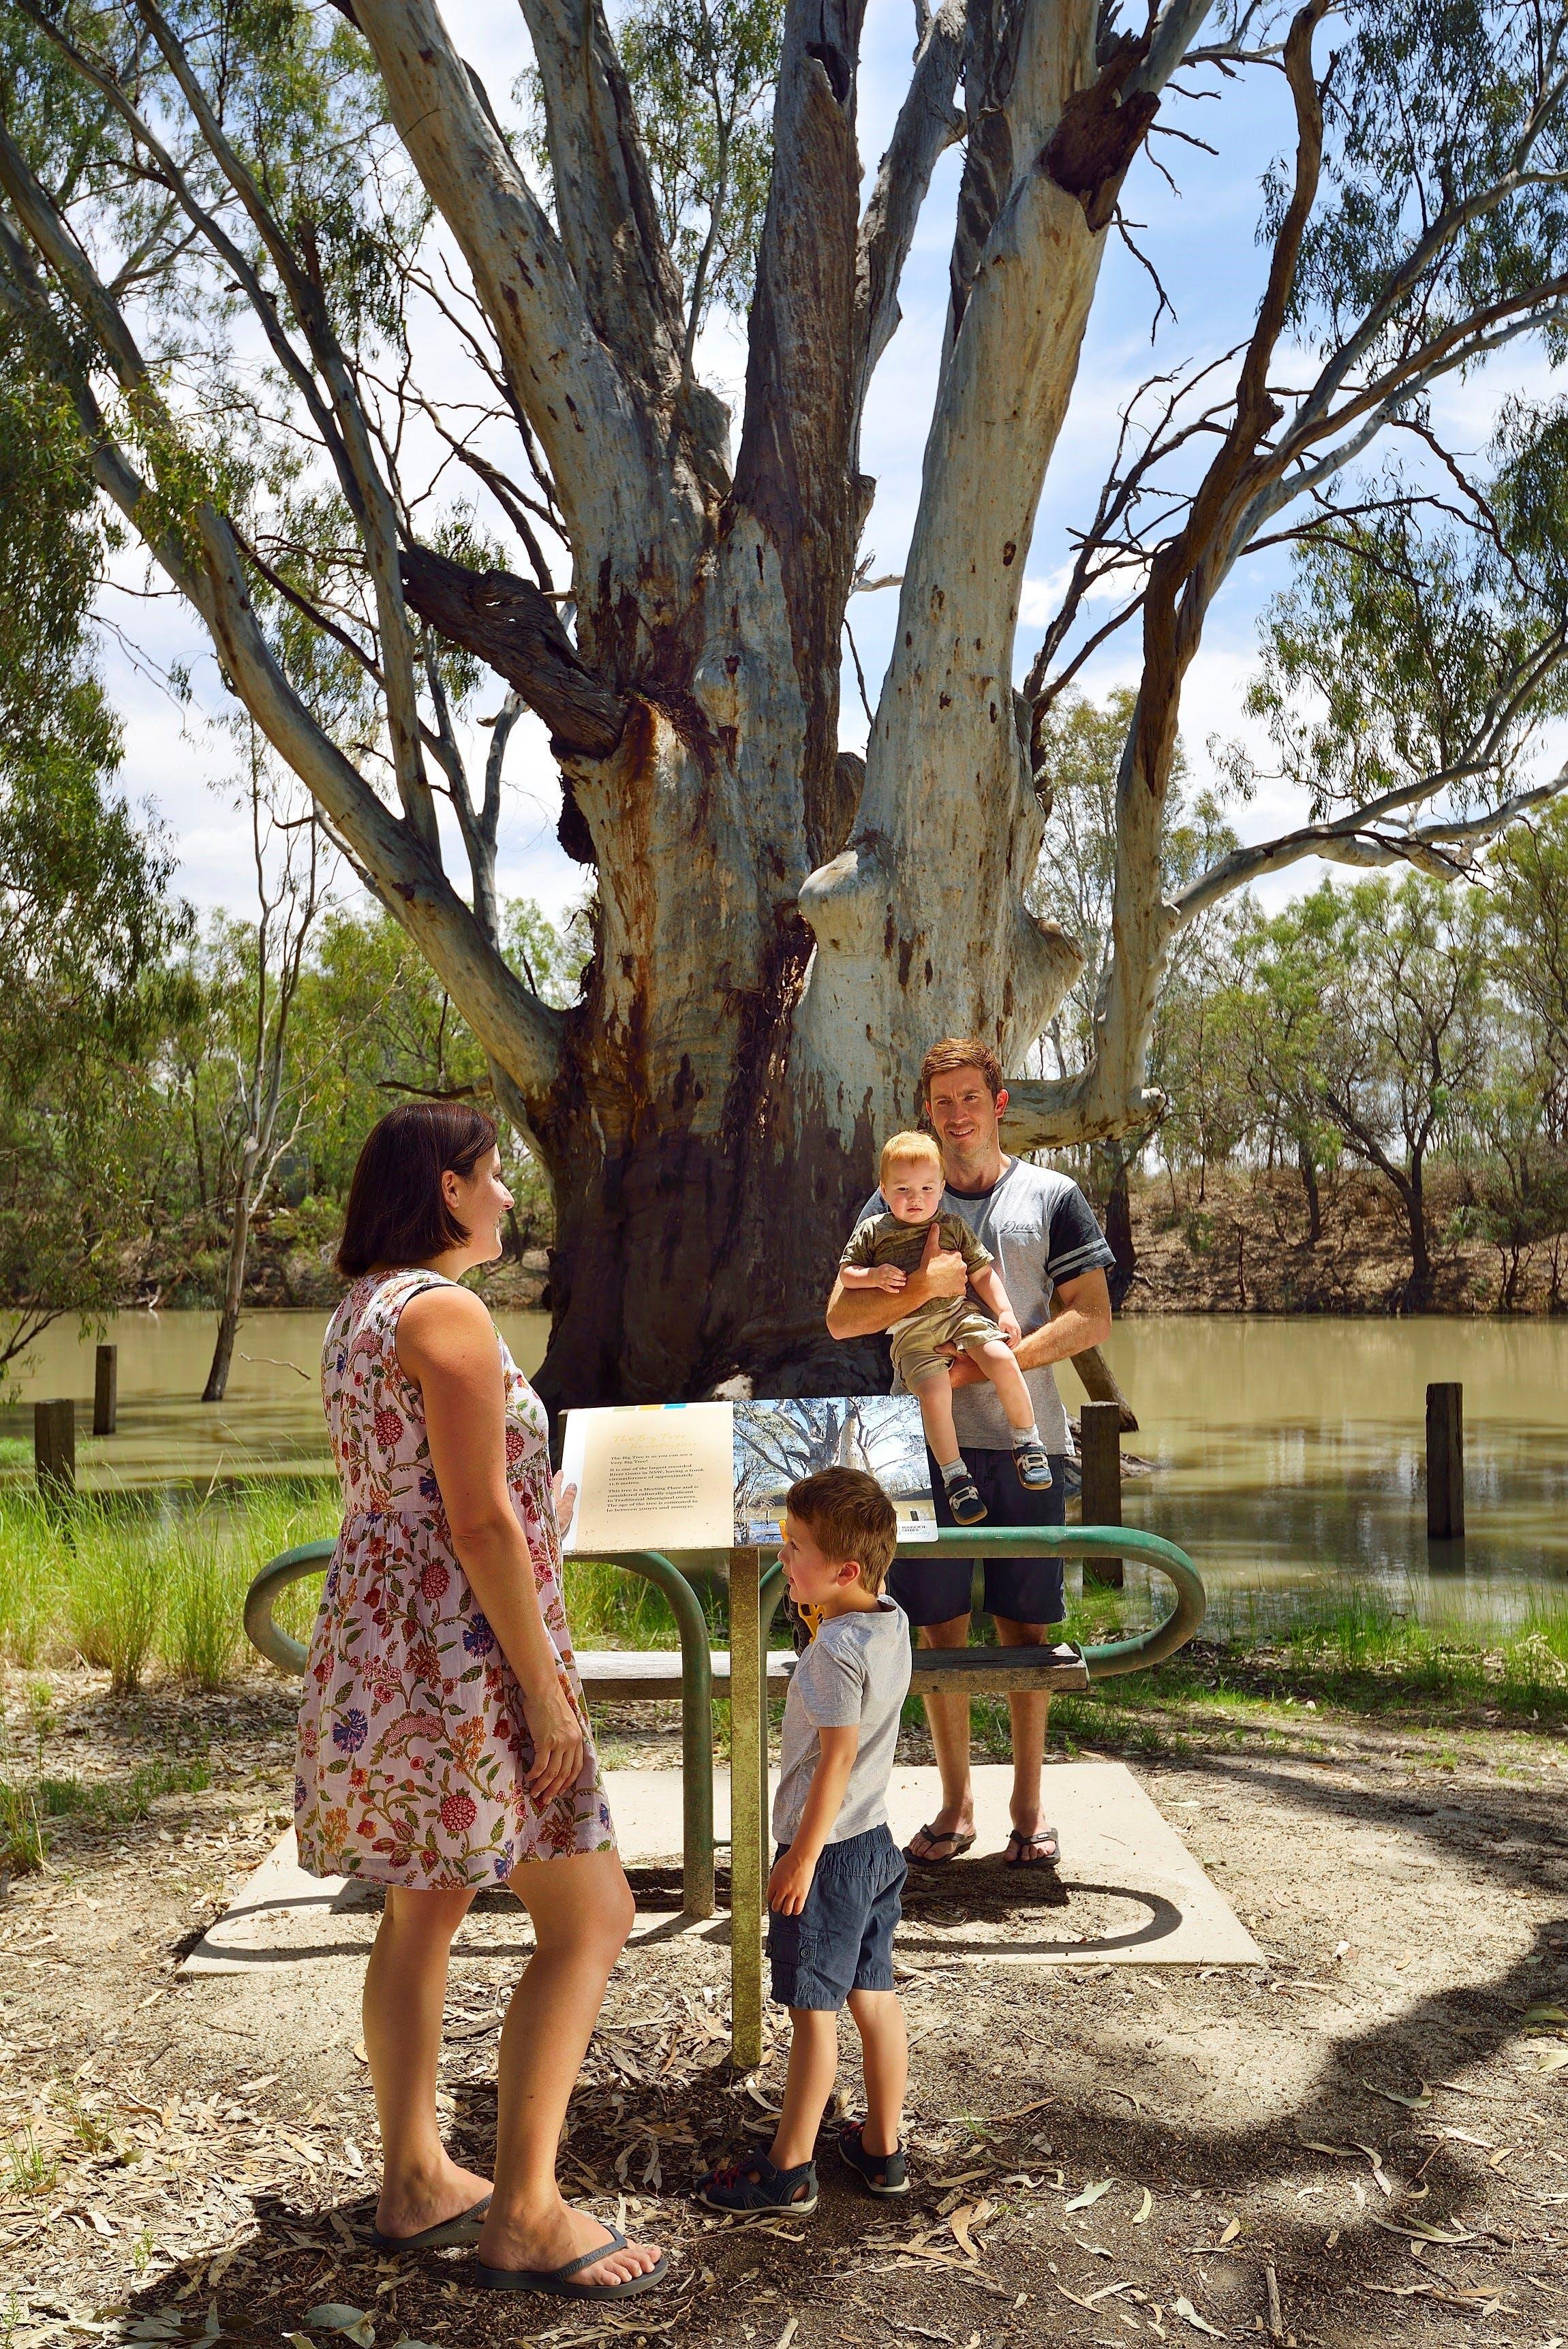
[2,1672,1565,2349]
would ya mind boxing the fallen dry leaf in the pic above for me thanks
[1362,2079,1431,2110]
[1368,2215,1477,2245]
[1132,2187,1154,2225]
[1172,2296,1226,2337]
[1064,2178,1114,2213]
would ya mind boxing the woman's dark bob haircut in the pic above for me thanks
[336,1101,499,1280]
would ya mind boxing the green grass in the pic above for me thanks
[0,1479,338,1685]
[0,1775,46,1875]
[562,1555,726,1651]
[2,1471,1565,1743]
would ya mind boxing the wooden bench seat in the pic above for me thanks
[577,1649,795,1702]
[576,1643,1090,1702]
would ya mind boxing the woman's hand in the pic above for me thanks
[551,1473,578,1539]
[519,1666,586,1802]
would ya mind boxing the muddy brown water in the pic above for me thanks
[3,1310,1565,1624]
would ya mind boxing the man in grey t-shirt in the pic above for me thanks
[826,1038,1115,1873]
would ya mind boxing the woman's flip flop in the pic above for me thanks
[904,1824,977,1866]
[473,2222,668,2299]
[369,2194,491,2250]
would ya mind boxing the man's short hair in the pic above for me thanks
[785,1468,898,1595]
[919,1037,1005,1104]
[879,1129,942,1188]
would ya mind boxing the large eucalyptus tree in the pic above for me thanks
[4,0,1568,1402]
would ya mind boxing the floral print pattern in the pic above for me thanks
[293,1268,615,1887]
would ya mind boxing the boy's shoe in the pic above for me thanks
[837,2120,909,2198]
[695,2152,818,2215]
[944,1473,987,1524]
[1013,1441,1053,1490]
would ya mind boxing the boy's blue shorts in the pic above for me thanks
[767,1823,907,2012]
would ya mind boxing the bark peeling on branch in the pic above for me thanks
[399,547,628,756]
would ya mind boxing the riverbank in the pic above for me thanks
[61,1161,1568,1327]
[1,1657,1563,2349]
[1118,1166,1565,1316]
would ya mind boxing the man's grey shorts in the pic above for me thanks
[767,1824,907,2011]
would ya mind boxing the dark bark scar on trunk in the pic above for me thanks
[1042,35,1159,233]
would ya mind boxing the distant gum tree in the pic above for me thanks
[5,0,1568,1400]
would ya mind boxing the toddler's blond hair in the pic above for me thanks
[879,1129,942,1189]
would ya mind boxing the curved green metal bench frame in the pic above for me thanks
[245,1523,1203,1919]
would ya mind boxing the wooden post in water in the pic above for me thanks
[1079,1400,1125,1588]
[34,1399,76,1500]
[1426,1382,1464,1540]
[93,1345,118,1437]
[728,1546,765,2068]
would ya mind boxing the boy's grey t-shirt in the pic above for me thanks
[772,1597,912,1847]
[852,1158,1115,1455]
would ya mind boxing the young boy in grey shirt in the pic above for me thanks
[696,1469,913,2214]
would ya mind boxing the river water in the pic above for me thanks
[3,1310,1565,1621]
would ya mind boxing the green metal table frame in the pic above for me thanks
[244,1521,1203,2064]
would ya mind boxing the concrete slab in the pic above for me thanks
[183,1762,1260,1975]
[885,1762,1263,1968]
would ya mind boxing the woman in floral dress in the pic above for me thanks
[294,1102,664,2301]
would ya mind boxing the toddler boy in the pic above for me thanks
[696,1469,912,2213]
[836,1131,1053,1524]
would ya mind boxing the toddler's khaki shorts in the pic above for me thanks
[889,1300,1003,1388]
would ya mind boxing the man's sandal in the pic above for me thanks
[1012,1441,1054,1490]
[903,1824,977,1866]
[695,2153,818,2215]
[837,2120,909,2198]
[944,1474,988,1524]
[473,2222,668,2299]
[1004,1826,1061,1869]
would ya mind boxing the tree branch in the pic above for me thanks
[514,0,690,408]
[352,0,686,575]
[734,0,871,863]
[852,0,966,452]
[399,547,628,755]
[0,137,567,1115]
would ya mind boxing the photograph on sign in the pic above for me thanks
[733,1396,936,1546]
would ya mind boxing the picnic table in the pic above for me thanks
[246,1522,1204,2063]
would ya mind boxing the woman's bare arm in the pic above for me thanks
[397,1283,584,1802]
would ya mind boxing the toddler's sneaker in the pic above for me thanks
[944,1471,987,1524]
[695,2151,818,2214]
[837,2119,909,2198]
[1013,1441,1053,1490]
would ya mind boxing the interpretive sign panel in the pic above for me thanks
[559,1402,736,1554]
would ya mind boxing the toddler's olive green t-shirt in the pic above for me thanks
[840,1207,992,1281]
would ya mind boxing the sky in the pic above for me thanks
[93,0,1563,932]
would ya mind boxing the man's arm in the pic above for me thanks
[826,1218,968,1340]
[1012,1266,1112,1369]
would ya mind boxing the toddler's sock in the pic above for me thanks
[939,1456,969,1485]
[1011,1422,1043,1449]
